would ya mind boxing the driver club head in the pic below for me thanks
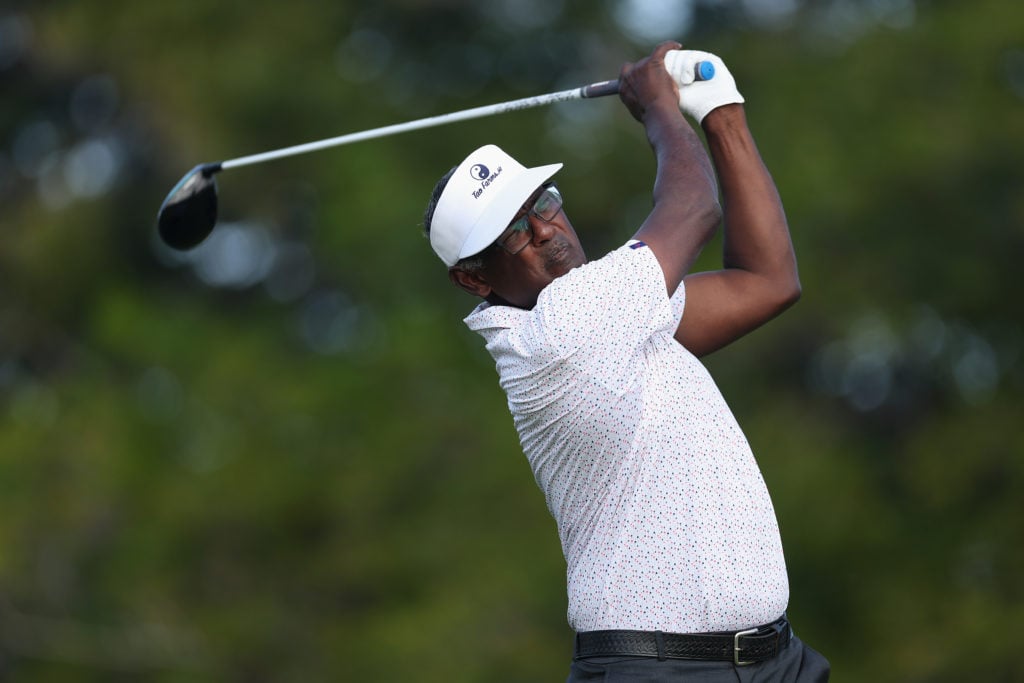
[157,163,222,250]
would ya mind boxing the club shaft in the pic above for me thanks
[220,80,620,171]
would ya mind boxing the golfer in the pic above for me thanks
[422,42,830,682]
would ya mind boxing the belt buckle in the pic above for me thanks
[733,627,759,666]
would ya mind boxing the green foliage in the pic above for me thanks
[2,0,1022,680]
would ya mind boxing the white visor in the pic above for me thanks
[430,144,562,266]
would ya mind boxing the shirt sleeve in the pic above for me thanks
[521,241,678,393]
[670,278,686,328]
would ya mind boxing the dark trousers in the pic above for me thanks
[567,635,830,682]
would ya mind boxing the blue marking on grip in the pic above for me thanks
[695,61,716,81]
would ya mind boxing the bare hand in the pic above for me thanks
[618,41,683,122]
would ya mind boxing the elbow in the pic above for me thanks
[699,199,723,242]
[786,279,802,308]
[706,197,723,224]
[756,279,800,325]
[764,246,801,313]
[756,263,801,318]
[775,273,802,312]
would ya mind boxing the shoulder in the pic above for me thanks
[465,241,657,331]
[540,240,663,308]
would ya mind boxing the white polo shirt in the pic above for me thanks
[465,241,789,634]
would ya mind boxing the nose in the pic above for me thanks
[529,214,558,244]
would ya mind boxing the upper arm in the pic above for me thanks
[674,268,801,358]
[635,199,722,295]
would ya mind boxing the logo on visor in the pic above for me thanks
[470,164,503,199]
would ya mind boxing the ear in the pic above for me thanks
[448,267,492,299]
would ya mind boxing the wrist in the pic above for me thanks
[641,97,684,124]
[700,102,746,134]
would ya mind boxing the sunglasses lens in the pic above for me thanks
[534,187,562,220]
[495,186,564,255]
[500,216,532,254]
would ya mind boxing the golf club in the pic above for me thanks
[157,61,716,250]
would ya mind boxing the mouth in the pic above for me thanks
[544,240,586,277]
[544,240,573,269]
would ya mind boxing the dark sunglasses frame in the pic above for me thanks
[493,183,563,256]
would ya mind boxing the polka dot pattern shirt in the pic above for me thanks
[465,242,789,633]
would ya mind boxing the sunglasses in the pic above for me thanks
[493,185,563,256]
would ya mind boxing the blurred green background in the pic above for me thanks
[1,0,1022,681]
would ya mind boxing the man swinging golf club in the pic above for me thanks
[422,42,830,681]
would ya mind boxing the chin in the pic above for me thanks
[546,241,586,275]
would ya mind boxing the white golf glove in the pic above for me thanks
[664,49,744,123]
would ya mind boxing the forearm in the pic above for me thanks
[702,104,800,297]
[636,103,722,289]
[648,103,718,210]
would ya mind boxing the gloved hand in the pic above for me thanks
[664,49,744,123]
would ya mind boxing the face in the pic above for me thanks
[454,184,587,309]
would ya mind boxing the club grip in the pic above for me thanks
[581,79,620,98]
[695,60,715,81]
[581,61,715,99]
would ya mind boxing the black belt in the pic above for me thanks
[574,616,791,666]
